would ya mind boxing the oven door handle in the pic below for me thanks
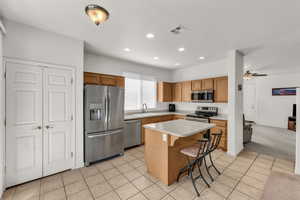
[185,117,209,123]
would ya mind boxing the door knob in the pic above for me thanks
[35,126,42,130]
[45,125,54,129]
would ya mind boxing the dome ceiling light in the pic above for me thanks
[85,4,110,26]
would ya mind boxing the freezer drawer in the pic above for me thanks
[124,120,141,148]
[84,129,124,166]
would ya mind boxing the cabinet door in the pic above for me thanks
[191,80,202,91]
[116,77,125,88]
[157,82,173,102]
[173,115,185,120]
[172,82,182,102]
[84,72,100,84]
[211,126,227,151]
[214,77,228,102]
[100,74,118,86]
[6,62,43,187]
[43,68,74,176]
[202,78,214,90]
[181,81,192,102]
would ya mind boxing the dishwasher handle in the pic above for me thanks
[125,120,141,124]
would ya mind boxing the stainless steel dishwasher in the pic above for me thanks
[124,119,142,148]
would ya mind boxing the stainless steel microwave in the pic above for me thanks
[191,90,214,102]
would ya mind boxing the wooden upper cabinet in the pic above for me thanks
[192,78,213,91]
[202,78,214,90]
[214,76,228,102]
[191,80,202,91]
[172,82,182,102]
[84,72,125,88]
[116,77,125,88]
[181,81,192,102]
[157,82,173,102]
[84,72,101,85]
[99,74,117,86]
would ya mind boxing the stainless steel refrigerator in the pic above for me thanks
[84,85,124,166]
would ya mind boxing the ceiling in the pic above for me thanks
[1,0,300,70]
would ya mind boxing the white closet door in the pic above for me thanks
[5,62,43,187]
[43,67,74,176]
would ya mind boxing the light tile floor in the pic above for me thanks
[2,146,296,200]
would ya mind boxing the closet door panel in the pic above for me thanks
[5,62,43,187]
[43,68,74,176]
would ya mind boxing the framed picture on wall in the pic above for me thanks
[272,87,296,96]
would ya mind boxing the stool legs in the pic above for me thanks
[189,165,200,197]
[197,160,210,188]
[204,156,214,182]
[209,152,221,175]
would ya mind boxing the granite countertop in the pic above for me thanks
[124,111,227,121]
[209,114,228,120]
[124,111,190,120]
[143,119,216,137]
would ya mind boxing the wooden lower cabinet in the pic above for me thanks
[210,119,227,151]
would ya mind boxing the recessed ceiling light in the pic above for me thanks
[178,47,185,52]
[153,57,159,60]
[175,63,180,66]
[199,56,205,60]
[123,48,131,52]
[146,33,155,39]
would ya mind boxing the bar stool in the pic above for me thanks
[203,132,222,182]
[176,133,211,196]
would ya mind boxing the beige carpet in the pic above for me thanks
[261,171,300,200]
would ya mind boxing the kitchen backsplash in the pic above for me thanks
[125,102,228,114]
[172,102,228,114]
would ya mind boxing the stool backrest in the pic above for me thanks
[196,139,210,158]
[208,131,222,152]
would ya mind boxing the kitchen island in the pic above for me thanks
[143,119,215,185]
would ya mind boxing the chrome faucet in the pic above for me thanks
[142,103,148,113]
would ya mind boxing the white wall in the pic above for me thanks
[85,53,173,82]
[171,59,229,113]
[227,50,244,156]
[3,19,85,169]
[85,53,173,111]
[0,19,5,198]
[172,59,228,82]
[244,73,300,128]
[296,88,300,174]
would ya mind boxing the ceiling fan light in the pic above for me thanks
[85,4,109,26]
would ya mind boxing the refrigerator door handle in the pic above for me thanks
[107,92,110,127]
[105,96,108,130]
[87,129,123,138]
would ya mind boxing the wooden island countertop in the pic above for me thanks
[143,119,216,185]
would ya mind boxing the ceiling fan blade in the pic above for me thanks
[252,74,268,76]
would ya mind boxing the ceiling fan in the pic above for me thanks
[243,70,268,80]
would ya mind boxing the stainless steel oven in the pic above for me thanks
[191,90,214,102]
